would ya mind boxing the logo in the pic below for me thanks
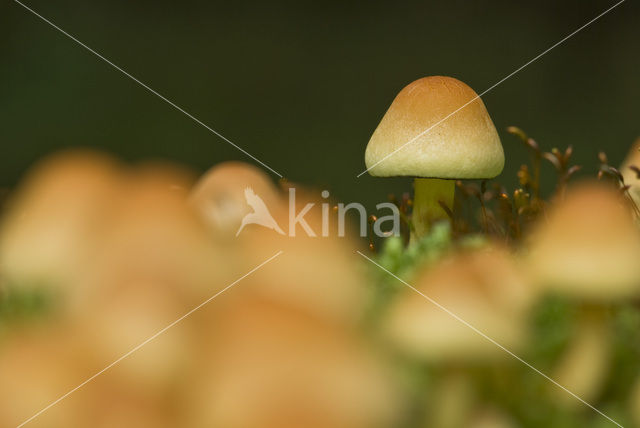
[236,187,285,236]
[235,187,400,238]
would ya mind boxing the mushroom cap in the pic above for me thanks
[0,324,181,428]
[0,150,122,289]
[186,282,398,428]
[189,162,283,237]
[385,246,532,361]
[526,181,640,300]
[364,76,504,178]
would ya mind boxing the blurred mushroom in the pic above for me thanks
[71,278,197,393]
[364,76,504,239]
[385,245,532,361]
[469,407,517,428]
[0,323,180,428]
[384,245,531,428]
[526,181,640,300]
[428,372,475,428]
[184,272,399,428]
[178,195,399,427]
[526,181,640,408]
[0,150,121,293]
[71,162,236,311]
[189,161,284,239]
[240,187,367,323]
[0,324,90,427]
[550,315,609,408]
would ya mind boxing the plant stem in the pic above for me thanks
[412,178,455,240]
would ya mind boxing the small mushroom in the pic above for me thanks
[364,76,504,239]
[384,245,531,427]
[0,324,180,427]
[186,280,399,428]
[384,245,532,362]
[0,150,122,291]
[526,181,640,407]
[526,181,640,300]
[189,161,284,238]
[74,162,226,307]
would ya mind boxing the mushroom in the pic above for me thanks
[189,161,284,239]
[364,76,504,238]
[526,181,640,300]
[385,245,531,362]
[0,324,180,427]
[0,326,92,427]
[383,245,531,427]
[550,316,609,408]
[0,150,122,292]
[526,181,640,407]
[185,270,399,428]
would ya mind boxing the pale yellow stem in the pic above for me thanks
[411,178,455,240]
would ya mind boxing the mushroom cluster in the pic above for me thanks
[1,76,639,427]
[0,154,397,428]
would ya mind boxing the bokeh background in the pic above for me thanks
[2,0,639,209]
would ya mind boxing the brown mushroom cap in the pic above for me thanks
[526,181,640,300]
[0,150,122,288]
[189,161,283,237]
[365,76,504,178]
[385,246,532,361]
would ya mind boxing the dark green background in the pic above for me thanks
[2,0,639,210]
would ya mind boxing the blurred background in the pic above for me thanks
[1,0,639,208]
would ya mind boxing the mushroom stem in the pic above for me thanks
[411,178,455,240]
[430,368,473,428]
[552,306,609,407]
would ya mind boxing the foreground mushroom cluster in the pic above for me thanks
[0,77,639,427]
[0,153,398,428]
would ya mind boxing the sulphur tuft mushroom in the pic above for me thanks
[526,181,640,407]
[185,267,399,428]
[189,161,284,238]
[364,76,504,239]
[383,245,531,427]
[526,181,640,300]
[384,245,532,361]
[0,150,122,292]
